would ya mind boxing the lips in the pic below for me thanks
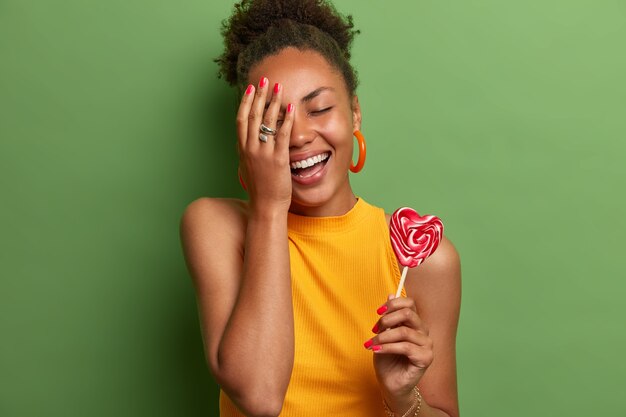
[290,152,330,179]
[290,152,331,184]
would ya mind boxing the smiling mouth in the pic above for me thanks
[290,152,330,178]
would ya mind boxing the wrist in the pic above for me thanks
[382,386,422,417]
[248,202,290,221]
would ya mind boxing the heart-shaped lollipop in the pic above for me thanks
[390,207,444,297]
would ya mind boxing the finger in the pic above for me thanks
[374,308,427,334]
[375,296,414,315]
[371,342,434,369]
[379,296,417,315]
[247,76,270,149]
[236,84,255,150]
[275,102,294,153]
[368,326,431,348]
[261,82,283,138]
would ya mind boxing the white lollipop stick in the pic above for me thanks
[395,266,409,298]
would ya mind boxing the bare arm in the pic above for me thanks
[180,198,293,417]
[370,232,461,417]
[180,79,297,417]
[406,237,461,417]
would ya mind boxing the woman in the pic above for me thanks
[180,1,461,416]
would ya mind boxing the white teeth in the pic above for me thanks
[290,152,329,170]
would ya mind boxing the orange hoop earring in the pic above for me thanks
[238,167,247,192]
[350,130,366,173]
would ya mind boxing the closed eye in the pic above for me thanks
[310,107,332,116]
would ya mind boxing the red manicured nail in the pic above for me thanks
[274,83,280,94]
[372,345,382,352]
[376,305,388,315]
[259,77,268,88]
[363,339,373,349]
[372,323,379,333]
[287,103,294,113]
[245,84,254,95]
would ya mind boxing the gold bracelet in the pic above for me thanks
[383,386,422,417]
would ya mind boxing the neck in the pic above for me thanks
[289,190,358,217]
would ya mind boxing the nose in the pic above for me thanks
[289,112,315,149]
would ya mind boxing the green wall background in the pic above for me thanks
[1,1,624,416]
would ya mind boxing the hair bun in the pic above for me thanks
[245,0,356,54]
[217,0,359,88]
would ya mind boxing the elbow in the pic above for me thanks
[210,348,291,417]
[222,384,285,417]
[236,395,285,417]
[212,366,287,417]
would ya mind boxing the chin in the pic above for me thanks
[289,179,354,216]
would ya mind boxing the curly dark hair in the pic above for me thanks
[216,0,360,95]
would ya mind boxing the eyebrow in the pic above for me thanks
[301,87,334,103]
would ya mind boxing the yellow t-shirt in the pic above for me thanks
[220,198,402,416]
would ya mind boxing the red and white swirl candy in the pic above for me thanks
[390,207,444,297]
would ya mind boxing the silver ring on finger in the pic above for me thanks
[260,123,277,135]
[259,133,269,143]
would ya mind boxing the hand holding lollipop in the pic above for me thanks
[389,207,444,297]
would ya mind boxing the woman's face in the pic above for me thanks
[247,47,362,216]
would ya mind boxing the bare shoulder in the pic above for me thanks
[406,235,461,328]
[181,197,248,236]
[180,197,248,247]
[179,197,249,285]
[411,236,461,290]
